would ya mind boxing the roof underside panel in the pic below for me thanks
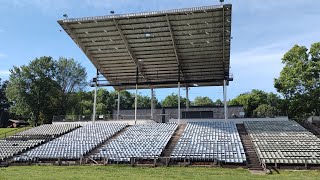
[58,4,232,90]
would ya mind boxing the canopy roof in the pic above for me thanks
[58,4,232,90]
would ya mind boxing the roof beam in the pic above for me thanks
[113,18,147,80]
[61,21,104,77]
[166,14,184,79]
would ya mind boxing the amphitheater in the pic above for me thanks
[1,3,320,172]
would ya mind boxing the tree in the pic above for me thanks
[215,99,223,106]
[6,57,61,125]
[274,42,320,120]
[0,78,9,127]
[161,93,187,107]
[5,56,88,125]
[253,104,278,118]
[192,96,214,106]
[56,57,87,115]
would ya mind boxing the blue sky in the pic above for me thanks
[0,0,319,101]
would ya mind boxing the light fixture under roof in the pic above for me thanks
[144,32,153,38]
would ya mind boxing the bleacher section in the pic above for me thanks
[171,122,246,163]
[91,123,178,162]
[17,124,80,136]
[0,124,79,161]
[16,123,127,161]
[244,121,320,164]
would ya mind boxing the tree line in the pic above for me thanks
[1,42,319,125]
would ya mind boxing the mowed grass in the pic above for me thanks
[1,166,320,180]
[0,127,31,139]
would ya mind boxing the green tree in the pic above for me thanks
[6,57,61,125]
[253,104,278,118]
[215,99,223,106]
[192,96,215,106]
[274,42,320,120]
[56,57,87,115]
[161,93,187,107]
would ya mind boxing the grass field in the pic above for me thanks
[0,127,30,139]
[0,166,320,180]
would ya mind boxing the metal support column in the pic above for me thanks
[92,69,98,124]
[151,88,154,120]
[186,86,189,111]
[178,82,181,124]
[134,67,138,125]
[223,79,228,121]
[117,91,120,120]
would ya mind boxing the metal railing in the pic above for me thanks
[0,127,29,139]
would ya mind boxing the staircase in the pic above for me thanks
[85,126,130,158]
[161,124,186,157]
[237,124,263,171]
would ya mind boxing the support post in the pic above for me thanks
[117,91,120,120]
[151,88,154,120]
[135,84,138,124]
[186,86,189,111]
[223,79,228,121]
[178,82,181,124]
[92,70,98,123]
[135,67,138,125]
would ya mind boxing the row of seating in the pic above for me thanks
[171,122,246,163]
[91,123,178,162]
[244,121,320,164]
[17,124,80,136]
[15,123,127,161]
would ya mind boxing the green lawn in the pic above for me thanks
[0,166,320,180]
[0,127,31,139]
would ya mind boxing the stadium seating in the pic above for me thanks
[171,122,246,163]
[16,123,127,161]
[17,124,80,136]
[91,123,178,162]
[0,124,79,161]
[244,121,320,164]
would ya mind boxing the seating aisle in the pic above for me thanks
[91,123,178,162]
[15,123,127,161]
[0,124,80,161]
[244,121,320,164]
[171,122,246,163]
